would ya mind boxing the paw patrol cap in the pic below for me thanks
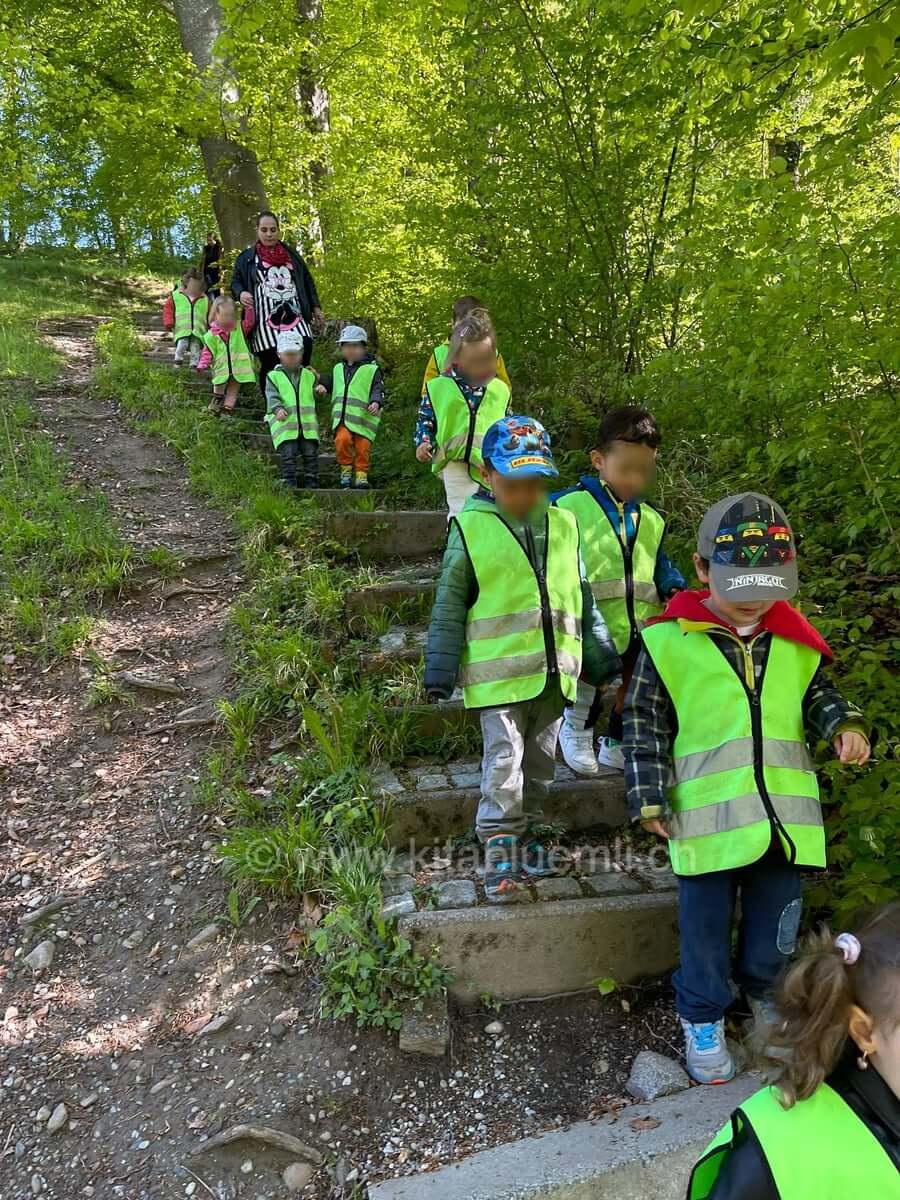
[697,492,798,601]
[482,415,559,478]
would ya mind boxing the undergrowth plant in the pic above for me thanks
[0,385,134,654]
[95,321,453,1025]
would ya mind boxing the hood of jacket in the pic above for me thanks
[339,352,377,372]
[207,320,235,338]
[462,489,552,537]
[648,588,832,660]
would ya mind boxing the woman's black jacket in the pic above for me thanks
[230,243,321,319]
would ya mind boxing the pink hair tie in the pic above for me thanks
[835,933,861,965]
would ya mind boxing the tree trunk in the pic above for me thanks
[296,0,330,257]
[172,0,268,250]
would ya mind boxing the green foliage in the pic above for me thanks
[219,886,262,930]
[312,909,450,1030]
[0,386,133,654]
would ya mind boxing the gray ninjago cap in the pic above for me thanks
[697,492,799,602]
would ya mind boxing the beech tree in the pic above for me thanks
[171,0,269,250]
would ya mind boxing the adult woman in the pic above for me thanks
[200,232,223,297]
[231,211,324,396]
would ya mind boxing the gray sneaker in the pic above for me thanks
[748,996,790,1061]
[680,1018,736,1084]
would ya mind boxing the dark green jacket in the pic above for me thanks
[424,491,621,700]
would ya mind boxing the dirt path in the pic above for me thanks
[1,318,679,1200]
[0,318,351,1199]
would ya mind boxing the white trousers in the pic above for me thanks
[441,460,478,519]
[174,335,202,366]
[563,678,599,731]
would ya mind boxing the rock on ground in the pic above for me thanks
[283,1161,316,1190]
[24,941,55,971]
[626,1050,690,1101]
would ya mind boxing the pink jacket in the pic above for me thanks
[196,307,255,371]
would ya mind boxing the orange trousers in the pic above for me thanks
[334,424,371,473]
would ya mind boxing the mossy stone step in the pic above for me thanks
[400,891,678,1003]
[347,574,439,616]
[326,510,448,560]
[378,759,627,847]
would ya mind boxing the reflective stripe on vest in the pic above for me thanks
[331,362,381,441]
[688,1084,900,1200]
[172,291,209,341]
[428,375,509,482]
[455,506,582,708]
[203,326,256,385]
[641,622,825,875]
[266,366,319,448]
[554,487,665,653]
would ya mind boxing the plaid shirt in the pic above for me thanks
[622,627,866,822]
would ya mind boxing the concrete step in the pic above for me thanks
[379,760,627,846]
[362,625,428,669]
[400,888,678,1003]
[346,561,441,615]
[326,510,448,560]
[369,1075,756,1200]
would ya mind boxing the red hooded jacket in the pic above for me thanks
[647,589,832,661]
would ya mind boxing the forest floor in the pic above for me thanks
[1,312,682,1200]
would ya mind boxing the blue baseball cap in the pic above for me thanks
[482,415,558,478]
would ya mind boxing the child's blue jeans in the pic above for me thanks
[674,836,803,1022]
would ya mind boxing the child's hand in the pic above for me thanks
[416,442,433,463]
[274,407,288,421]
[314,384,326,397]
[641,819,670,839]
[367,402,381,414]
[833,730,870,766]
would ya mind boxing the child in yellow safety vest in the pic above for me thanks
[622,492,870,1086]
[315,325,384,490]
[196,294,256,414]
[424,415,619,902]
[553,406,685,776]
[415,309,511,519]
[265,330,319,489]
[688,903,900,1199]
[162,267,208,367]
[420,294,512,397]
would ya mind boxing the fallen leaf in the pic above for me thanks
[630,1116,661,1132]
[183,1012,213,1036]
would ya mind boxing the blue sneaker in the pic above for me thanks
[680,1018,736,1084]
[483,835,522,901]
[521,839,562,877]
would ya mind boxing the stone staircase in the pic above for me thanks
[336,528,680,1005]
[132,314,680,1011]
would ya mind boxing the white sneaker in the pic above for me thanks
[597,737,625,771]
[558,722,600,776]
[680,1018,736,1084]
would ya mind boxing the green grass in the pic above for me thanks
[94,318,454,1025]
[0,249,185,654]
[0,245,178,381]
[0,389,134,653]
